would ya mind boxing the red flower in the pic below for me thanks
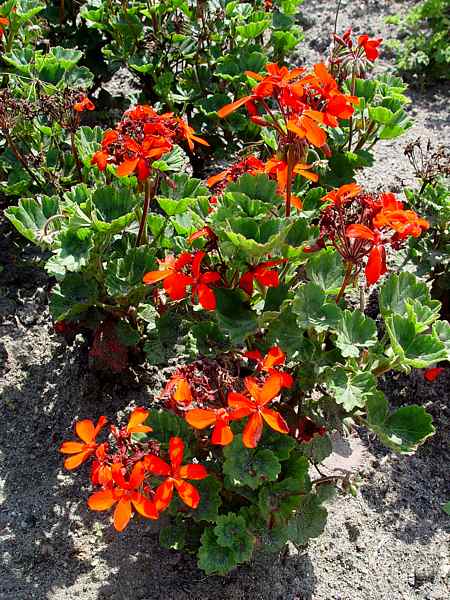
[239,259,287,296]
[0,16,9,38]
[322,183,361,206]
[175,117,210,152]
[144,437,208,511]
[143,252,194,301]
[189,251,221,311]
[88,462,157,531]
[358,35,383,61]
[424,367,444,382]
[74,96,95,112]
[186,407,238,445]
[90,443,112,486]
[60,416,107,470]
[116,136,172,180]
[227,373,289,448]
[346,224,387,285]
[244,345,294,389]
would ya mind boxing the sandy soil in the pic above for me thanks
[1,1,449,599]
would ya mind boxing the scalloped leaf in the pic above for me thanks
[366,392,435,454]
[326,368,377,411]
[385,315,448,368]
[335,310,378,358]
[214,514,255,563]
[379,272,433,318]
[5,195,59,244]
[197,529,238,576]
[49,273,99,321]
[292,282,342,332]
[214,288,257,344]
[227,173,282,204]
[91,184,140,233]
[223,434,281,490]
[105,246,156,298]
[287,489,332,545]
[306,248,344,293]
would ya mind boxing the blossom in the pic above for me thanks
[74,96,95,112]
[186,407,237,445]
[322,183,361,206]
[357,35,382,61]
[244,345,293,389]
[88,462,158,531]
[116,136,172,180]
[60,416,107,470]
[143,252,194,301]
[144,437,208,511]
[239,259,287,296]
[90,443,112,486]
[424,367,444,382]
[189,251,221,310]
[206,156,265,190]
[346,224,387,285]
[227,373,289,448]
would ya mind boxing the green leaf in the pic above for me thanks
[326,368,377,411]
[105,246,156,298]
[145,409,194,446]
[335,310,378,358]
[260,427,295,460]
[292,282,342,332]
[75,126,103,165]
[287,491,330,545]
[433,320,450,358]
[223,435,281,490]
[306,249,344,293]
[405,298,441,333]
[368,106,394,124]
[157,196,193,216]
[214,514,255,563]
[49,273,99,321]
[367,392,435,454]
[379,273,432,318]
[227,173,282,204]
[300,434,333,463]
[54,228,93,272]
[158,173,208,200]
[91,184,139,233]
[266,309,316,360]
[385,315,447,368]
[191,476,222,522]
[214,288,257,344]
[5,195,59,244]
[197,529,238,576]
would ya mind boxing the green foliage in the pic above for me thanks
[386,0,450,83]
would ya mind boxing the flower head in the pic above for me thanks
[144,437,208,511]
[74,96,95,112]
[60,416,107,470]
[227,373,289,448]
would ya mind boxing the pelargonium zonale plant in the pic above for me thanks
[4,10,449,577]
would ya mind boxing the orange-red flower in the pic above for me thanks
[244,346,293,389]
[189,251,221,310]
[239,258,287,296]
[144,437,208,511]
[74,96,95,112]
[60,416,107,470]
[143,252,194,301]
[206,156,265,190]
[346,224,387,285]
[186,407,238,445]
[227,373,289,448]
[90,443,112,486]
[88,462,157,531]
[116,136,172,180]
[358,35,382,62]
[322,183,361,206]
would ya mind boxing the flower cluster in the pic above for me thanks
[0,16,9,38]
[91,104,208,180]
[215,62,358,215]
[317,184,429,285]
[60,408,208,531]
[166,347,293,448]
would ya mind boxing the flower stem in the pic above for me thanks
[136,179,152,247]
[285,146,295,217]
[335,261,353,304]
[347,70,357,152]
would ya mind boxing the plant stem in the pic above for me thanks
[335,261,353,304]
[70,129,83,181]
[333,0,343,37]
[136,179,152,246]
[3,129,46,189]
[285,146,295,217]
[347,70,357,151]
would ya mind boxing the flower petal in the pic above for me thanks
[154,480,174,512]
[365,245,383,285]
[64,449,93,470]
[127,407,151,433]
[59,441,86,455]
[179,464,208,480]
[261,407,290,434]
[217,95,253,118]
[143,269,173,285]
[211,422,234,446]
[227,391,255,412]
[169,437,184,469]
[185,408,217,429]
[75,419,95,444]
[131,493,159,520]
[114,498,132,531]
[196,283,217,311]
[259,373,283,406]
[88,489,116,511]
[174,480,200,509]
[144,455,171,477]
[242,412,264,448]
[116,158,139,177]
